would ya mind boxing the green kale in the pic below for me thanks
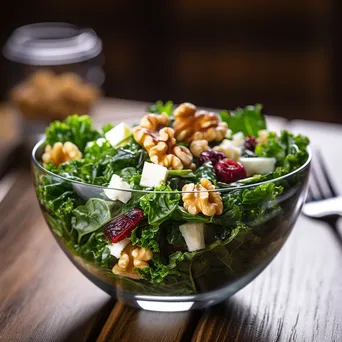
[255,130,309,170]
[130,225,160,252]
[75,231,115,268]
[71,198,114,242]
[140,184,181,225]
[45,115,101,152]
[220,104,266,136]
[147,100,174,117]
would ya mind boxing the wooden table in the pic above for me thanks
[0,99,342,342]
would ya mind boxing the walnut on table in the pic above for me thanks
[42,141,82,167]
[173,102,228,143]
[112,244,153,280]
[182,178,223,216]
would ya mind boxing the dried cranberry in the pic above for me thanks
[104,208,144,243]
[214,158,247,183]
[199,150,226,165]
[244,136,258,151]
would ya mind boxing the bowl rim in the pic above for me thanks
[32,138,311,194]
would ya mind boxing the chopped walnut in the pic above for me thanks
[182,178,223,216]
[132,247,153,268]
[42,141,82,167]
[112,243,142,280]
[213,140,241,161]
[139,112,170,131]
[190,140,210,158]
[173,103,228,143]
[133,126,194,170]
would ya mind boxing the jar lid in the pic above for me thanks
[3,22,102,65]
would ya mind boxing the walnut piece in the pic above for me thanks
[133,126,195,170]
[42,141,82,167]
[190,140,210,158]
[132,247,153,268]
[182,178,223,216]
[112,244,153,280]
[139,112,170,131]
[173,102,228,143]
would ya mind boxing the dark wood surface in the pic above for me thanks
[0,99,342,342]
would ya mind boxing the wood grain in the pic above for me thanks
[97,302,200,342]
[0,171,114,342]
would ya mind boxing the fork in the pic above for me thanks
[302,149,342,243]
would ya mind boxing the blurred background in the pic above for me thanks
[0,0,341,135]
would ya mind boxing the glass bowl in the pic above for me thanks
[32,139,311,312]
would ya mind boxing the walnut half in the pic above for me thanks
[42,141,82,167]
[133,126,195,170]
[112,244,153,280]
[182,178,223,216]
[173,102,228,143]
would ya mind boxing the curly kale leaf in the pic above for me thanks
[45,115,101,152]
[140,184,181,225]
[220,104,266,136]
[147,100,174,117]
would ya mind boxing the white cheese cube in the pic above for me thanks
[214,139,241,161]
[179,223,205,252]
[232,132,245,147]
[239,157,276,177]
[140,162,168,188]
[257,129,269,144]
[107,238,130,258]
[105,122,132,147]
[104,174,132,203]
[225,128,233,139]
[96,138,107,147]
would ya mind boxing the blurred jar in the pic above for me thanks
[2,22,104,147]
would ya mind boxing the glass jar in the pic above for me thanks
[3,22,104,148]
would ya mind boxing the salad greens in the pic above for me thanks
[220,104,266,136]
[34,102,310,295]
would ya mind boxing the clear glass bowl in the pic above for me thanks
[32,140,311,312]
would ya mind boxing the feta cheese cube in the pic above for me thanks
[140,162,168,188]
[257,129,269,144]
[107,238,130,258]
[239,157,276,177]
[232,132,245,147]
[214,139,241,161]
[179,222,205,252]
[105,122,132,147]
[104,174,132,203]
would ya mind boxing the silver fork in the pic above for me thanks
[302,149,342,243]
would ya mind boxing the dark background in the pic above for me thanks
[0,0,341,123]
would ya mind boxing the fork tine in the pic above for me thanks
[307,187,315,202]
[310,163,324,200]
[315,149,337,197]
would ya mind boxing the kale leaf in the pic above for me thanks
[71,198,114,242]
[140,184,181,225]
[45,115,101,152]
[220,104,266,136]
[147,100,174,117]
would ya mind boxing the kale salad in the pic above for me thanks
[34,102,310,295]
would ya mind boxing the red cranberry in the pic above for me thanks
[244,136,258,151]
[214,158,247,183]
[199,150,226,165]
[104,208,144,243]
